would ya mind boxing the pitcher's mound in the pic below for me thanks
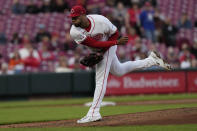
[1,107,197,128]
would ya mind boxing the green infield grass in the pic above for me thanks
[0,93,197,130]
[0,93,197,108]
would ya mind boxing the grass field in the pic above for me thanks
[0,93,197,130]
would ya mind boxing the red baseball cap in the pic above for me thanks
[69,5,86,17]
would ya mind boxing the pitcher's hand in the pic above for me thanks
[117,36,128,45]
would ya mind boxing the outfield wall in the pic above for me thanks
[0,71,95,97]
[0,70,196,97]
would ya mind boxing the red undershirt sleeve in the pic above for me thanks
[81,30,119,48]
[108,30,119,41]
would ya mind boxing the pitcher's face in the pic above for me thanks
[72,16,82,27]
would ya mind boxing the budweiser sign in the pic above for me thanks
[123,77,179,88]
[106,71,186,95]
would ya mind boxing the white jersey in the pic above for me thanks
[70,15,117,45]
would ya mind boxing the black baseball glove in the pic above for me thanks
[80,52,104,67]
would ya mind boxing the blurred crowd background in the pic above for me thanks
[0,0,197,75]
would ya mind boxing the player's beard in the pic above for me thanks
[74,21,82,27]
[74,23,80,27]
[75,19,84,27]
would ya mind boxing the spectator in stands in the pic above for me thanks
[125,2,141,35]
[68,47,86,70]
[191,59,197,68]
[130,37,148,60]
[162,18,178,47]
[176,37,191,50]
[55,55,73,73]
[8,50,24,73]
[0,32,7,45]
[71,54,86,71]
[139,2,156,42]
[50,32,61,51]
[40,0,52,13]
[38,43,55,62]
[68,47,82,66]
[191,39,197,58]
[11,33,22,45]
[139,0,157,8]
[22,48,41,68]
[112,2,126,30]
[86,0,105,14]
[154,8,165,22]
[11,0,26,15]
[177,13,192,29]
[38,43,55,72]
[21,34,33,45]
[117,46,130,62]
[154,8,165,42]
[115,0,132,7]
[38,36,52,51]
[149,0,157,8]
[35,24,51,42]
[179,44,195,69]
[0,62,14,75]
[19,42,40,68]
[25,0,40,14]
[63,32,76,51]
[166,47,179,68]
[127,27,139,46]
[24,51,40,68]
[51,0,69,13]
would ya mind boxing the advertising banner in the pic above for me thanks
[187,71,197,92]
[106,71,186,95]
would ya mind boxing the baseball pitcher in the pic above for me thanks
[69,5,171,123]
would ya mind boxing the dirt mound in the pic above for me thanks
[1,107,197,128]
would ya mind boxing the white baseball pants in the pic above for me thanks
[87,45,154,117]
